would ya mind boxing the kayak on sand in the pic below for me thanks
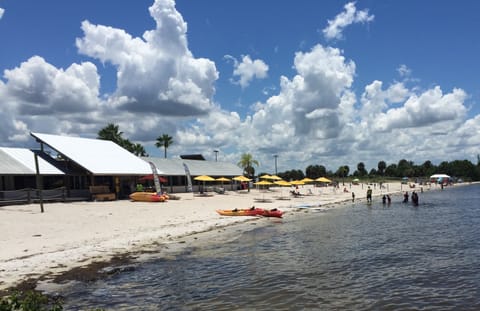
[129,192,169,202]
[216,207,283,218]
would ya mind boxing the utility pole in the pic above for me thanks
[274,154,278,175]
[214,150,219,162]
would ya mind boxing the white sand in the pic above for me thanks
[0,182,425,290]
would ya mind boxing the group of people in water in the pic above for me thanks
[352,186,420,206]
[403,190,419,206]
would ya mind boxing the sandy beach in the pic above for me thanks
[0,182,427,291]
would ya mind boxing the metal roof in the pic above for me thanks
[0,147,65,175]
[31,132,152,175]
[143,157,243,177]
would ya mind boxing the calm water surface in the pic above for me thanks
[61,184,480,310]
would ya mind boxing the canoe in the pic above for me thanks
[129,192,167,202]
[216,208,262,217]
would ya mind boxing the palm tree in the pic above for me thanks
[357,162,366,176]
[336,165,349,185]
[97,123,123,145]
[132,143,148,157]
[237,153,259,192]
[237,153,259,178]
[155,134,173,158]
[378,161,386,175]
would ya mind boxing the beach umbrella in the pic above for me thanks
[290,180,305,185]
[194,175,216,193]
[259,174,273,179]
[138,174,168,183]
[316,177,332,183]
[274,180,291,197]
[274,180,291,186]
[233,175,251,182]
[254,180,273,186]
[254,180,273,200]
[194,175,216,182]
[269,175,283,180]
[301,177,314,183]
[216,177,231,182]
[216,177,231,187]
[254,180,273,190]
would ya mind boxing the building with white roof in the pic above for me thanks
[0,132,243,203]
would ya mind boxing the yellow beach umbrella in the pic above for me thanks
[233,175,251,182]
[254,180,273,186]
[259,174,273,179]
[194,175,215,193]
[290,180,305,185]
[301,177,314,183]
[194,175,216,182]
[269,175,283,180]
[216,177,231,182]
[274,180,291,198]
[274,180,291,186]
[316,177,332,183]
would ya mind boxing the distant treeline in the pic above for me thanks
[265,158,480,182]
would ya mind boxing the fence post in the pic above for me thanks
[34,153,44,213]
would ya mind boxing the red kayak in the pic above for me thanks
[258,208,283,218]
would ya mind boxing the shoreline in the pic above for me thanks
[0,182,466,293]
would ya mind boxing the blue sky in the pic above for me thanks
[0,0,479,174]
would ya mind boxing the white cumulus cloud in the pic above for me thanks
[323,2,374,40]
[225,55,269,88]
[373,86,467,132]
[2,56,101,115]
[76,0,218,116]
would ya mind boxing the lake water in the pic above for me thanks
[60,184,480,310]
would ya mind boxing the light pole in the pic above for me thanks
[274,154,278,175]
[214,150,219,162]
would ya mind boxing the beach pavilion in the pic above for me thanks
[0,132,243,204]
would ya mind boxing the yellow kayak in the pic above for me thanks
[216,208,259,216]
[129,192,168,202]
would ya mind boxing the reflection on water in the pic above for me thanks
[62,184,480,310]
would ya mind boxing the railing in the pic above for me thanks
[0,187,90,206]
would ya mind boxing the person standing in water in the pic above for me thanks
[411,191,419,206]
[403,191,409,203]
[366,186,372,203]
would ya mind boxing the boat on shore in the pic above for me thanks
[216,207,283,218]
[129,192,168,202]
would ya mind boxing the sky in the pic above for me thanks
[1,0,480,174]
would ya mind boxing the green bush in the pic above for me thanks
[0,290,63,311]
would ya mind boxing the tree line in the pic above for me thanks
[242,154,480,182]
[272,158,480,182]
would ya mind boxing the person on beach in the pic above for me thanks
[382,195,386,204]
[403,191,409,203]
[387,194,391,205]
[352,192,355,202]
[366,187,372,203]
